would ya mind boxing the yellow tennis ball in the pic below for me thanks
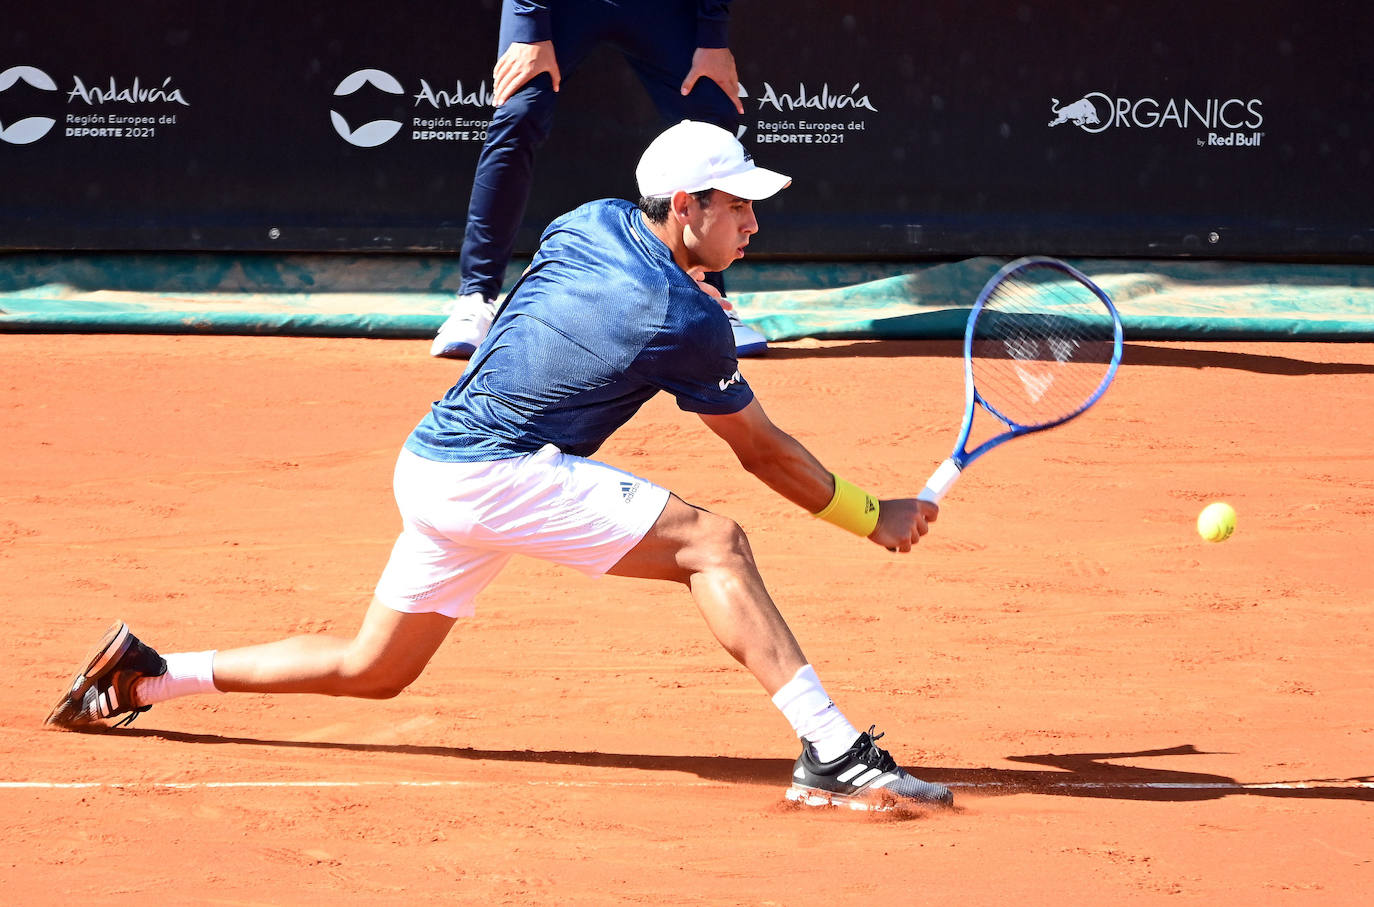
[1197,502,1236,542]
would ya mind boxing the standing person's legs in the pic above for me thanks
[456,88,556,305]
[435,2,610,358]
[433,24,562,356]
[432,91,556,356]
[459,0,593,302]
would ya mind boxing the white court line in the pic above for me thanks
[1,779,1370,791]
[0,780,714,790]
[950,781,1374,791]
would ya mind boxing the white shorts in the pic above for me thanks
[374,445,670,618]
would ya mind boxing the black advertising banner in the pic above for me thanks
[1,2,497,251]
[2,1,1370,259]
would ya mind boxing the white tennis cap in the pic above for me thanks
[636,120,791,200]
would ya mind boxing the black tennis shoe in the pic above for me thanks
[785,726,953,810]
[45,620,167,729]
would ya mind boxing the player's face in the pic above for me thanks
[682,190,758,273]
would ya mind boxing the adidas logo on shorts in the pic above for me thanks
[619,481,639,503]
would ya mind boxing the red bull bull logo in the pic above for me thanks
[1048,97,1099,128]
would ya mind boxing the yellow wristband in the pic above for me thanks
[813,474,880,537]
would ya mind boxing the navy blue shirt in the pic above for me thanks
[406,199,753,462]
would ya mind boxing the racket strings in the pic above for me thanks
[971,271,1116,428]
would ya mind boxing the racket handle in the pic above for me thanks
[918,458,962,504]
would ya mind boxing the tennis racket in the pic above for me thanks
[918,256,1123,504]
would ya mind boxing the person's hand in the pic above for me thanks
[493,41,560,107]
[867,498,939,553]
[687,266,724,300]
[680,47,744,115]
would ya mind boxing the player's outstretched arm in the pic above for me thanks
[699,399,833,511]
[698,400,936,552]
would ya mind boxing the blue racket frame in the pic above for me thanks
[919,256,1124,503]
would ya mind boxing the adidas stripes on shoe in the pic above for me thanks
[786,726,953,810]
[45,620,168,729]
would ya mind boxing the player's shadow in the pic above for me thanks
[762,339,1374,375]
[761,339,961,361]
[1113,343,1374,375]
[107,730,1371,803]
[941,744,1374,802]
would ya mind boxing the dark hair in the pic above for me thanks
[636,188,714,225]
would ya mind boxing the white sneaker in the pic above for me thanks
[430,292,497,359]
[720,299,768,357]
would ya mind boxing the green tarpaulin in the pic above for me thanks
[4,254,1374,340]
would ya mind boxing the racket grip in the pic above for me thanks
[918,458,962,504]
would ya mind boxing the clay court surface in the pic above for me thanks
[2,334,1371,903]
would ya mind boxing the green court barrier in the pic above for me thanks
[4,254,1374,340]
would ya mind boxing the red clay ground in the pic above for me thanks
[2,334,1371,904]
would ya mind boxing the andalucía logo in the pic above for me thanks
[1,65,190,145]
[741,79,878,147]
[331,68,496,148]
[751,81,877,113]
[1048,92,1265,147]
[0,65,58,144]
[331,68,405,147]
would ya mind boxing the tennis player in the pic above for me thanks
[46,120,952,810]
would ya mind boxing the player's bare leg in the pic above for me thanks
[210,599,455,699]
[47,602,454,728]
[609,493,953,809]
[607,494,806,696]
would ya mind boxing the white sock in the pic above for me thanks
[771,664,861,763]
[133,650,222,706]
